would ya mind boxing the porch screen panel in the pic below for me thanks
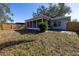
[33,21,36,28]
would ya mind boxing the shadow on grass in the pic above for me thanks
[15,29,40,35]
[0,39,34,50]
[75,31,79,37]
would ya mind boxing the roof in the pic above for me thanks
[25,15,71,22]
[51,16,71,20]
[25,15,52,22]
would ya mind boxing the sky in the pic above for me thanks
[10,3,79,23]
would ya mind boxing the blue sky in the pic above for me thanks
[10,3,79,23]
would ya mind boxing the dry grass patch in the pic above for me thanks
[0,30,79,56]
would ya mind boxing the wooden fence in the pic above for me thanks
[0,23,25,30]
[67,22,79,31]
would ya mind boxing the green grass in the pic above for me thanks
[0,30,79,56]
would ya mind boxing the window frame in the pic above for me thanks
[53,21,61,27]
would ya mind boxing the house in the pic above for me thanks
[25,15,71,30]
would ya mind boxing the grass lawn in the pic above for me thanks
[0,29,79,56]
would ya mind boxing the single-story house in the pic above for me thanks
[25,15,71,30]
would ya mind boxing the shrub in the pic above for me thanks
[38,22,48,32]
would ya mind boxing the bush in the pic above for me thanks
[38,22,48,32]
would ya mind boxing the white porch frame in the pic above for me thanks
[26,18,44,30]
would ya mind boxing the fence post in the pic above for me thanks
[1,24,3,30]
[11,24,12,29]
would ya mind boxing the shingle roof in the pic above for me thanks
[25,15,52,22]
[51,16,71,20]
[25,15,71,22]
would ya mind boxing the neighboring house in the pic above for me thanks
[25,15,71,30]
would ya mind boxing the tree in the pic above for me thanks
[47,3,59,17]
[33,5,48,17]
[57,3,71,16]
[32,3,72,18]
[0,3,14,23]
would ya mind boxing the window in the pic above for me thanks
[53,21,61,27]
